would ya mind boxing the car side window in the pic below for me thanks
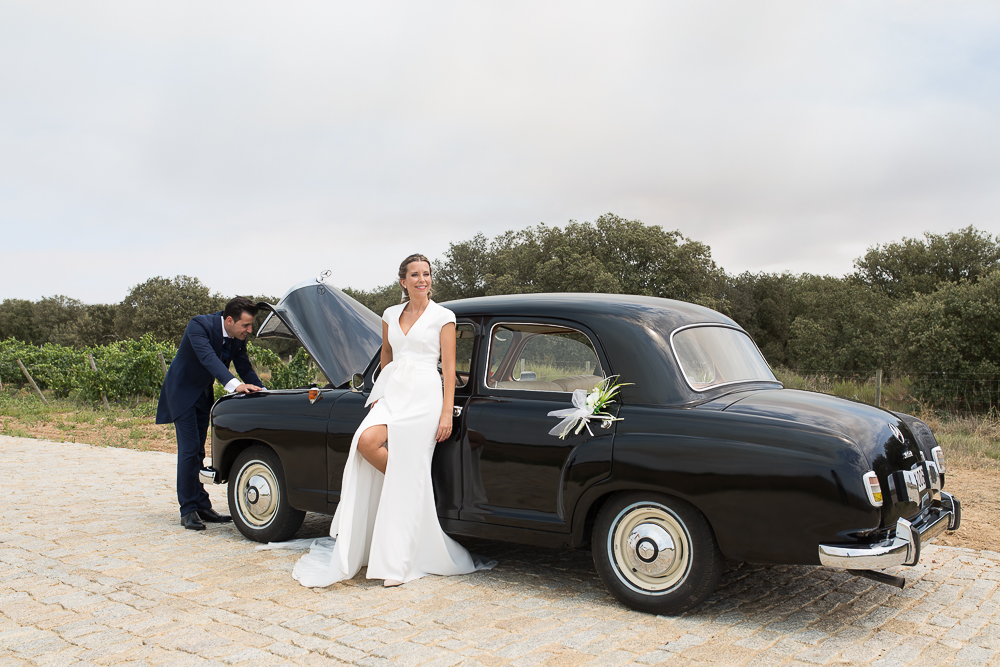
[454,323,475,388]
[487,323,604,392]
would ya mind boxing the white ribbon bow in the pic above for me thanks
[547,389,598,439]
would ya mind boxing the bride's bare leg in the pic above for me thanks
[357,424,388,474]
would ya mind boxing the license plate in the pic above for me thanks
[913,466,928,493]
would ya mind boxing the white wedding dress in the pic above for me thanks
[290,300,493,586]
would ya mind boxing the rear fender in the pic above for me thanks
[575,407,879,564]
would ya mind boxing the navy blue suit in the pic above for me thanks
[156,312,262,516]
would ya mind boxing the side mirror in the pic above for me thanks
[350,373,365,393]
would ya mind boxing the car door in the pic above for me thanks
[458,318,616,532]
[430,319,480,520]
[325,319,480,520]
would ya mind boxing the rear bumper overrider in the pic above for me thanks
[817,492,961,570]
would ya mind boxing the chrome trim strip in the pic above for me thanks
[818,505,954,569]
[667,323,780,393]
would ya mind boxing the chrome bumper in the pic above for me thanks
[199,467,219,485]
[818,492,961,569]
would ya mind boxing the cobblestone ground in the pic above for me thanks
[1,436,998,667]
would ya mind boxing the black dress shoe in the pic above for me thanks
[198,507,232,523]
[181,511,206,531]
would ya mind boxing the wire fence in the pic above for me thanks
[776,368,1000,415]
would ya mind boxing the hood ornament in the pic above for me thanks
[316,269,332,284]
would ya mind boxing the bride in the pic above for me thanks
[292,253,491,587]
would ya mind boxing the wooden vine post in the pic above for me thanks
[88,353,111,410]
[158,352,168,377]
[16,359,48,405]
[875,369,883,409]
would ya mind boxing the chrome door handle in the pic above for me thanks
[453,406,463,417]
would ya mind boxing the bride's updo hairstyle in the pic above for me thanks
[398,253,433,303]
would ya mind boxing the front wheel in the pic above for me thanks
[228,444,305,543]
[592,492,723,615]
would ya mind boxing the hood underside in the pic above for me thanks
[256,276,382,387]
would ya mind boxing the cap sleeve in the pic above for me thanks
[438,304,457,328]
[382,303,402,324]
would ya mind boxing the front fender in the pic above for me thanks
[211,388,347,513]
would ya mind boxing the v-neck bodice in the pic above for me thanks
[397,303,429,337]
[380,300,453,370]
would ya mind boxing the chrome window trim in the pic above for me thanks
[668,323,779,393]
[483,320,604,394]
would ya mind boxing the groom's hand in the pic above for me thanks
[234,383,262,394]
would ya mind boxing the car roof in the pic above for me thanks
[441,293,755,405]
[443,292,733,327]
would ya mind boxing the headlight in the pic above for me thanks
[931,446,947,474]
[863,471,883,507]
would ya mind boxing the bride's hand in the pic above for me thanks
[436,413,453,442]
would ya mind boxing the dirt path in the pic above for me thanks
[934,466,999,552]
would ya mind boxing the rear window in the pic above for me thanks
[671,325,776,391]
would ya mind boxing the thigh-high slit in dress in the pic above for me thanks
[292,300,492,586]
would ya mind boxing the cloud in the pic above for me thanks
[1,1,999,301]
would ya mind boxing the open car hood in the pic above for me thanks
[256,274,382,387]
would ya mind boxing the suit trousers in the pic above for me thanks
[175,391,214,516]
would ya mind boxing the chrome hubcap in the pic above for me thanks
[627,524,676,576]
[236,462,278,527]
[609,502,691,594]
[246,474,272,515]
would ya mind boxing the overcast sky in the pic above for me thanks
[2,1,999,303]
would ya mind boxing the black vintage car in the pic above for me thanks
[204,275,961,614]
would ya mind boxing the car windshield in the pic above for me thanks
[671,326,776,391]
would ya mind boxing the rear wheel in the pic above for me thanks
[592,492,722,615]
[228,444,305,543]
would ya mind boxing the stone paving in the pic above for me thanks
[1,435,998,667]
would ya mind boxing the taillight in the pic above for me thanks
[863,471,883,507]
[931,446,946,474]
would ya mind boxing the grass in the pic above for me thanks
[775,368,1000,469]
[773,368,919,414]
[493,361,596,382]
[0,387,175,451]
[918,412,1000,469]
[2,373,999,469]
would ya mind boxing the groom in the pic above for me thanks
[156,296,264,530]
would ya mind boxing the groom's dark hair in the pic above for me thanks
[224,296,259,321]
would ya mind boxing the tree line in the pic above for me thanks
[0,276,297,358]
[345,214,1000,407]
[4,213,1000,406]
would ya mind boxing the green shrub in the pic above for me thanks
[1,335,316,405]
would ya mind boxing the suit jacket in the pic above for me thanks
[155,311,263,424]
